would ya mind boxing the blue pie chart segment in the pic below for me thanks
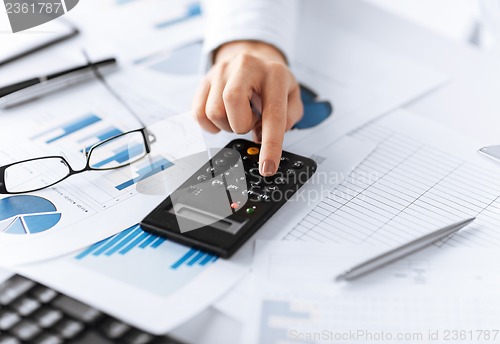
[0,195,61,235]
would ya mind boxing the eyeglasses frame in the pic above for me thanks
[0,127,154,195]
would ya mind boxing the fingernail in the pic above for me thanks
[261,160,276,176]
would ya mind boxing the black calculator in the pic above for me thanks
[140,139,317,258]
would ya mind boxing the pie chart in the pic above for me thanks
[0,195,61,235]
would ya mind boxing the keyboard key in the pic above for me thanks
[0,334,21,344]
[0,276,35,305]
[54,319,84,339]
[32,307,63,328]
[99,318,130,339]
[52,295,102,323]
[122,329,154,344]
[30,285,59,304]
[10,296,41,316]
[31,333,63,344]
[0,309,20,330]
[69,329,114,344]
[10,320,42,341]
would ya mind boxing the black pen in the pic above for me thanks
[0,58,118,108]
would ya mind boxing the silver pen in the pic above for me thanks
[335,218,475,282]
[0,58,118,110]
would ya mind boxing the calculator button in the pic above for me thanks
[263,185,279,192]
[11,297,41,316]
[247,147,259,155]
[0,309,20,330]
[292,161,304,169]
[223,150,237,158]
[0,276,35,306]
[248,168,260,176]
[285,169,295,176]
[250,178,262,187]
[212,180,224,187]
[214,158,227,166]
[54,319,84,339]
[227,185,239,191]
[246,207,255,214]
[11,320,41,341]
[206,166,216,174]
[29,285,58,304]
[0,335,21,344]
[275,177,287,184]
[280,156,289,165]
[197,174,208,182]
[32,308,63,328]
[232,143,245,150]
[31,333,63,344]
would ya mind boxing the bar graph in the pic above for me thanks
[115,156,174,191]
[72,224,218,296]
[75,224,217,269]
[91,143,145,169]
[32,114,102,144]
[79,127,123,152]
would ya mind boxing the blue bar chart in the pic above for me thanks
[79,127,123,152]
[91,143,145,169]
[115,156,174,191]
[75,224,217,269]
[30,113,175,196]
[32,114,102,144]
[72,224,218,296]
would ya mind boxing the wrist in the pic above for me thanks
[214,40,287,65]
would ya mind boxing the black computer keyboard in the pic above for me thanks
[0,275,184,344]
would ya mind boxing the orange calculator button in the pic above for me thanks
[247,147,260,155]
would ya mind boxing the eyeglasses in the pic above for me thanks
[0,128,155,194]
[0,50,160,195]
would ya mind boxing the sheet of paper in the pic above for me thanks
[244,279,500,344]
[0,77,210,266]
[16,225,247,334]
[284,109,500,248]
[244,241,500,344]
[215,107,500,322]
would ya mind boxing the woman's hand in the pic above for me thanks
[192,41,303,176]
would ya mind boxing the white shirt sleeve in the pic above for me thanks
[201,0,299,69]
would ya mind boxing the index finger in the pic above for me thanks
[259,69,290,176]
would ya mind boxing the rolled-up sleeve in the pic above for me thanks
[201,0,299,69]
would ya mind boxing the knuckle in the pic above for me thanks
[193,103,207,121]
[205,105,226,122]
[236,53,257,66]
[231,119,253,135]
[223,87,245,104]
[267,62,289,78]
